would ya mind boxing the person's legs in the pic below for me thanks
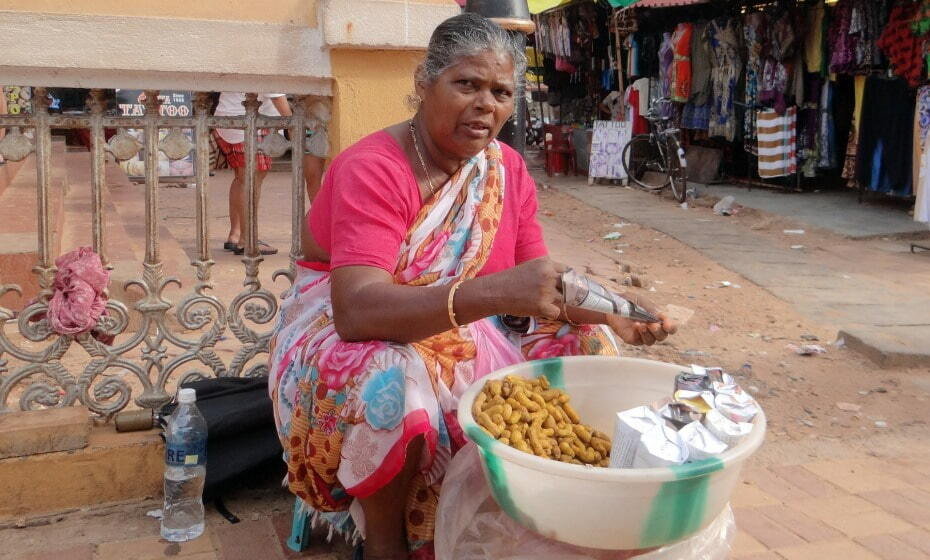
[358,436,424,560]
[303,153,326,203]
[231,168,275,251]
[227,166,245,245]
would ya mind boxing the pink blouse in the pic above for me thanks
[308,130,547,276]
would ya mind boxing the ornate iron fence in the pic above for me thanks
[0,89,327,417]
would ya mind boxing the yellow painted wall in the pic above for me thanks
[0,0,318,26]
[329,48,424,154]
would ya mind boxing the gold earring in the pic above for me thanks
[405,94,422,112]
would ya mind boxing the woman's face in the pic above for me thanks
[416,50,517,160]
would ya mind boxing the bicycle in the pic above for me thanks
[621,97,688,203]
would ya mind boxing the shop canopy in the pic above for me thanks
[527,0,708,12]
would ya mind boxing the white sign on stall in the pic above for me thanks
[588,120,632,181]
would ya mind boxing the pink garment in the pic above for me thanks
[47,247,109,335]
[308,130,548,274]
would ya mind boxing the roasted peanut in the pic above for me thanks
[501,403,513,419]
[572,424,593,444]
[474,374,611,467]
[477,412,502,437]
[562,402,581,424]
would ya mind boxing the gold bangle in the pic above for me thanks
[447,280,463,328]
[561,299,579,327]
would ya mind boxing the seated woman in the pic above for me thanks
[269,13,677,560]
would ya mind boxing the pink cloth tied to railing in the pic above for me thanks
[47,247,110,335]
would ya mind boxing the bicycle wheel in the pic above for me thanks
[622,134,671,191]
[665,135,688,203]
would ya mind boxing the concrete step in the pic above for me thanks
[0,422,162,521]
[0,139,69,311]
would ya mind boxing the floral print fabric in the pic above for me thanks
[708,18,742,142]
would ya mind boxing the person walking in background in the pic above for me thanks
[214,92,291,255]
[303,98,331,203]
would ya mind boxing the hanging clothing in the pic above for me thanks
[877,1,925,88]
[670,23,694,103]
[911,86,930,221]
[689,22,712,106]
[626,34,641,78]
[805,2,827,75]
[856,76,915,196]
[626,82,649,135]
[757,107,798,178]
[761,12,798,115]
[708,18,742,142]
[658,33,675,97]
[914,88,927,196]
[799,74,823,177]
[683,22,712,131]
[917,139,930,222]
[842,75,868,184]
[682,103,710,131]
[633,77,652,116]
[635,32,661,78]
[828,0,856,73]
[759,59,790,115]
[818,79,837,170]
[658,32,674,118]
[743,12,766,153]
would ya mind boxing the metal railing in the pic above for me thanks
[0,89,327,417]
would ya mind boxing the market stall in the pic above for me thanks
[528,0,930,225]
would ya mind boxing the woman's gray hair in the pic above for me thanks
[417,12,527,89]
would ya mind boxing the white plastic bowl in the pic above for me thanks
[457,356,765,550]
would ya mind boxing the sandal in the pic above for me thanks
[233,240,278,255]
[223,241,238,252]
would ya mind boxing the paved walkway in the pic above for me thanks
[698,183,928,239]
[547,176,930,367]
[11,451,930,559]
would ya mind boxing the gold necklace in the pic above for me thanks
[409,120,438,195]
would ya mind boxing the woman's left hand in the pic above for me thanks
[604,292,678,346]
[607,313,678,346]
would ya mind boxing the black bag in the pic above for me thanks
[159,376,283,500]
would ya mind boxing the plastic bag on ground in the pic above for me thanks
[436,444,735,560]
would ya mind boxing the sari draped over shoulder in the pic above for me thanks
[268,140,618,558]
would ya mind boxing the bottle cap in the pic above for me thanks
[178,388,196,404]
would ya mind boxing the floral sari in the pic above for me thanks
[268,140,618,558]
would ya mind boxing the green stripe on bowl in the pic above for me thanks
[531,358,565,388]
[465,424,536,531]
[639,457,725,547]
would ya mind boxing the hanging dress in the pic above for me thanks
[743,12,766,154]
[683,21,712,131]
[670,23,694,103]
[708,18,742,142]
[658,32,674,119]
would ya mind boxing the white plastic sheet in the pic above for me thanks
[436,444,735,560]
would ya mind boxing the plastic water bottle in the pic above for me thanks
[161,388,207,541]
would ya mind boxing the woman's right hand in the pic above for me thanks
[490,257,564,319]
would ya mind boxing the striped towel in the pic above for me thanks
[757,107,797,178]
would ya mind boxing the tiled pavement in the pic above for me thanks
[14,454,930,560]
[14,509,351,560]
[729,454,930,560]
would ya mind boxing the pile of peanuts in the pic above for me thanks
[472,374,612,467]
